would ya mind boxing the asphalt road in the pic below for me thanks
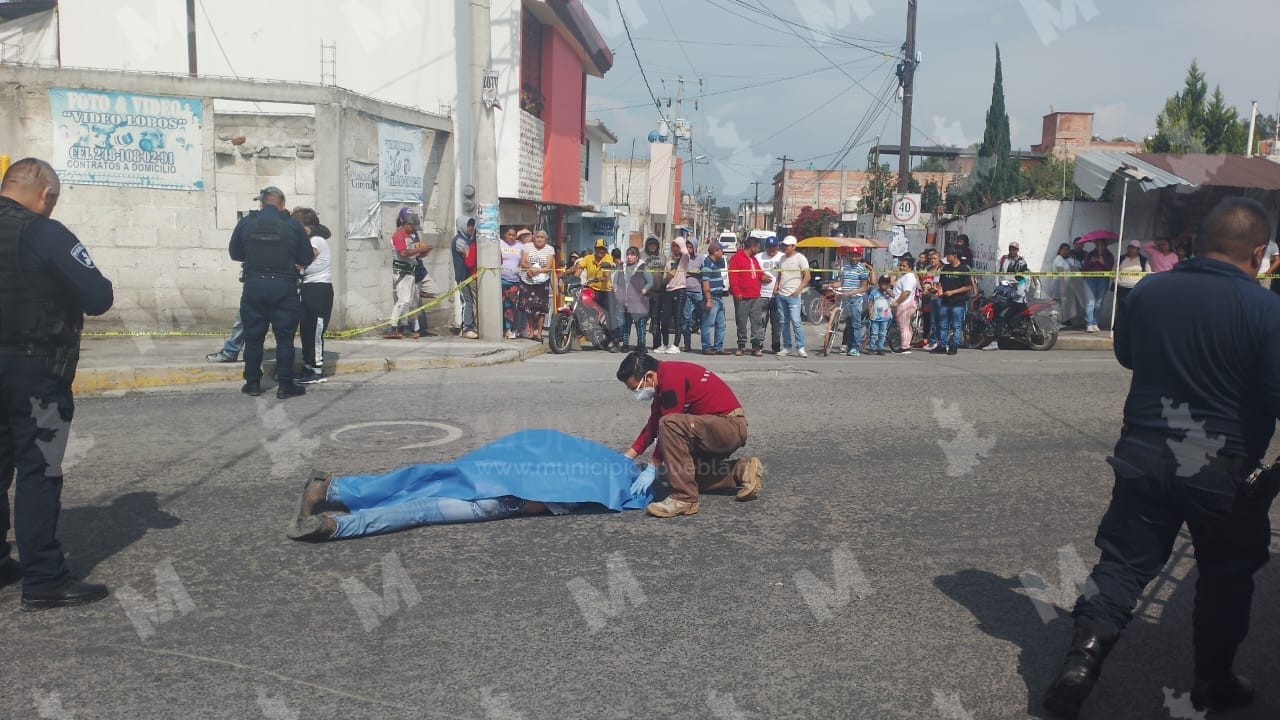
[3,349,1278,720]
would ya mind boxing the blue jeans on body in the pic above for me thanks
[779,295,805,349]
[684,291,702,348]
[1084,277,1109,328]
[327,471,525,539]
[222,312,245,357]
[940,304,966,350]
[841,295,864,352]
[702,295,726,351]
[621,312,648,348]
[867,318,889,351]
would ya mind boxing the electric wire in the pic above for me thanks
[615,0,667,123]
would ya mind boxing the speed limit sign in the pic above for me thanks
[891,194,922,225]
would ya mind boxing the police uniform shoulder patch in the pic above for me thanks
[70,243,96,269]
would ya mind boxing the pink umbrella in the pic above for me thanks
[1076,230,1119,245]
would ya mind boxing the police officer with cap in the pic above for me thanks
[1043,197,1280,718]
[229,186,313,399]
[0,158,114,610]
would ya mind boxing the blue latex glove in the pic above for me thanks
[629,464,656,496]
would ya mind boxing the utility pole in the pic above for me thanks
[896,0,918,193]
[776,155,793,228]
[751,181,762,231]
[185,0,197,76]
[470,0,500,340]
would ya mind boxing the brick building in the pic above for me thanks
[772,168,962,227]
[1030,111,1142,159]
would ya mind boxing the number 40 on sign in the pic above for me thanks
[891,193,922,226]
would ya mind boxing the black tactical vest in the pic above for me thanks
[0,199,79,354]
[243,215,294,273]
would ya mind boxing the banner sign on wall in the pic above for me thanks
[346,160,380,239]
[377,120,424,203]
[48,88,204,190]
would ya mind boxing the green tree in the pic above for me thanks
[967,45,1021,207]
[914,156,948,173]
[792,205,838,240]
[920,180,943,214]
[1256,114,1277,146]
[1145,61,1210,152]
[1022,156,1083,200]
[857,163,895,215]
[1202,87,1246,153]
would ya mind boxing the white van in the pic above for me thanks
[717,230,739,254]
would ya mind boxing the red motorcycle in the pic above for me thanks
[549,276,615,354]
[964,283,1059,351]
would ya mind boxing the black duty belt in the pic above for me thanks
[245,270,299,281]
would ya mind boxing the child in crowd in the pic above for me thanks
[866,275,894,356]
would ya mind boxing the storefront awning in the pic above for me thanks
[1073,151,1193,199]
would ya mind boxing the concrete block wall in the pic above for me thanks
[0,66,453,333]
[335,107,454,331]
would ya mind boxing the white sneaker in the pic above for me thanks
[462,329,479,339]
[982,341,1000,351]
[1086,325,1098,333]
[504,330,517,339]
[780,348,793,357]
[667,345,681,354]
[797,348,808,358]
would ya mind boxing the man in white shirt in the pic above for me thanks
[756,235,784,353]
[776,236,811,357]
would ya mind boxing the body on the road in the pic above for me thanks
[618,352,763,517]
[0,158,114,610]
[288,430,654,541]
[1044,197,1280,718]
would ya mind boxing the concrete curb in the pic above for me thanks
[73,342,548,396]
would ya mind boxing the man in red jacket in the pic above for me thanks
[618,351,763,517]
[728,235,772,356]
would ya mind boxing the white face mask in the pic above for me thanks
[632,375,655,402]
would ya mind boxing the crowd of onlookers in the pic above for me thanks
[209,215,1280,370]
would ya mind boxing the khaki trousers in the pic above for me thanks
[658,412,749,503]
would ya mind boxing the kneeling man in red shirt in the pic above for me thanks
[618,351,763,517]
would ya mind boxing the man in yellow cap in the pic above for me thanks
[566,239,619,350]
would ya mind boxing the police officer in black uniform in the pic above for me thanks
[1044,197,1280,718]
[0,158,114,610]
[229,186,313,399]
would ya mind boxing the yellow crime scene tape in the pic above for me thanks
[81,263,1280,339]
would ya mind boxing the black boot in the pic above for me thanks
[276,381,306,399]
[1043,618,1120,719]
[1191,673,1253,712]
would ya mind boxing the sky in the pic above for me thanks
[582,0,1280,202]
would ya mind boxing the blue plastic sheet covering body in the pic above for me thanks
[335,429,650,511]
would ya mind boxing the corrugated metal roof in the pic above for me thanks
[1073,151,1193,199]
[1133,153,1280,191]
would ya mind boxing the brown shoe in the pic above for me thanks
[383,331,404,340]
[296,470,333,518]
[286,513,337,541]
[752,348,764,357]
[734,348,745,356]
[703,349,716,356]
[718,349,733,355]
[646,497,700,518]
[736,457,763,500]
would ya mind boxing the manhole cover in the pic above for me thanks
[327,420,463,450]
